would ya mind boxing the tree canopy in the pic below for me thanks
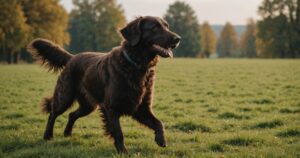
[201,22,216,58]
[257,0,300,58]
[164,1,201,57]
[0,0,30,63]
[240,19,257,58]
[21,0,69,46]
[69,0,126,53]
[0,0,69,63]
[217,22,238,57]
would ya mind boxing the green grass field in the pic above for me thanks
[0,59,300,158]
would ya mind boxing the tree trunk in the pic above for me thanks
[205,51,210,58]
[6,51,13,64]
[13,52,20,64]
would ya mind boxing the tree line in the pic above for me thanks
[0,0,299,64]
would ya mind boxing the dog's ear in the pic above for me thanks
[120,17,142,46]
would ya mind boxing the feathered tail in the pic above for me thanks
[27,38,73,72]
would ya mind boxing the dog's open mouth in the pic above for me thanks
[152,44,174,58]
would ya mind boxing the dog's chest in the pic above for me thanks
[114,69,155,114]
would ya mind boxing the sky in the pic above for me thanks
[60,0,262,25]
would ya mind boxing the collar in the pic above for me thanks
[122,50,141,69]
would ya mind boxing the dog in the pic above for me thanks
[27,16,180,153]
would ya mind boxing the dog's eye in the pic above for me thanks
[152,23,162,31]
[150,25,158,31]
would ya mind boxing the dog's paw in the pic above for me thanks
[116,146,128,154]
[155,134,167,147]
[118,148,128,154]
[64,129,72,137]
[64,131,72,137]
[43,134,53,140]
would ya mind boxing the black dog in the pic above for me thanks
[27,16,180,153]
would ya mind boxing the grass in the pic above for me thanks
[222,137,262,146]
[0,59,300,157]
[251,120,284,129]
[172,121,211,133]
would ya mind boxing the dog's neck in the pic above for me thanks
[122,41,158,71]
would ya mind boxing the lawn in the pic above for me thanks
[0,59,300,158]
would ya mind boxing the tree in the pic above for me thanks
[201,22,216,58]
[164,1,201,57]
[69,0,126,53]
[20,0,69,62]
[257,0,300,58]
[69,0,95,53]
[0,0,30,63]
[21,0,69,46]
[217,22,238,57]
[240,19,257,58]
[93,0,126,51]
[0,0,69,63]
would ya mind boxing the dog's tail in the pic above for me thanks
[40,97,52,113]
[27,38,73,72]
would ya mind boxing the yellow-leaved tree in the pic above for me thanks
[201,22,217,58]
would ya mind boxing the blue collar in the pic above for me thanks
[122,50,141,69]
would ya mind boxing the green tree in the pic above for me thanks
[69,0,126,53]
[201,22,216,58]
[69,0,95,53]
[164,1,201,57]
[21,0,69,45]
[240,19,257,58]
[217,22,238,57]
[20,0,69,61]
[93,0,126,51]
[0,0,30,63]
[257,0,300,58]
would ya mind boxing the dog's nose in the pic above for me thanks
[173,35,181,43]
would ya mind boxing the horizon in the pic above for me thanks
[60,0,261,25]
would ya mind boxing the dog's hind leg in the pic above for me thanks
[100,106,127,153]
[64,93,96,137]
[43,71,75,140]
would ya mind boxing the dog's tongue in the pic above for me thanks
[152,44,173,58]
[164,48,173,58]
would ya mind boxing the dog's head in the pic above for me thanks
[120,16,181,58]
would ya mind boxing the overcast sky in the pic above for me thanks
[60,0,262,25]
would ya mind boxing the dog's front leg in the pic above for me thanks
[100,107,127,153]
[133,105,167,147]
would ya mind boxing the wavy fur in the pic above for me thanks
[27,38,73,72]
